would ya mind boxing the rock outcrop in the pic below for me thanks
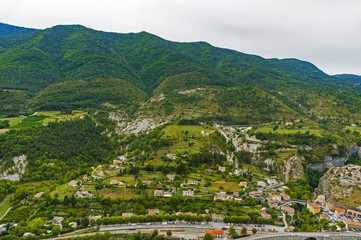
[316,164,361,207]
[309,145,361,171]
[0,155,27,181]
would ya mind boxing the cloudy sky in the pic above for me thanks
[1,0,360,75]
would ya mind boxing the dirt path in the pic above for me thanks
[0,194,13,220]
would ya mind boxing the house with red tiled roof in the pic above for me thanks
[307,202,321,215]
[148,209,159,215]
[206,230,224,239]
[331,206,345,216]
[260,211,272,220]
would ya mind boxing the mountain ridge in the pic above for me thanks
[0,23,361,123]
[0,22,38,38]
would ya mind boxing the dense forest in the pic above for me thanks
[0,116,115,181]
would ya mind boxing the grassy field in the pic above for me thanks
[0,194,13,219]
[101,188,140,200]
[201,181,244,192]
[50,183,78,198]
[257,127,321,136]
[0,111,86,133]
[150,125,215,165]
[163,125,213,138]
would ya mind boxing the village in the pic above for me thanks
[11,152,361,240]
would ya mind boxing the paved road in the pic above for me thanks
[237,232,361,240]
[53,222,285,239]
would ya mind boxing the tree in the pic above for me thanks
[197,215,204,222]
[152,229,159,237]
[82,216,89,227]
[228,226,237,238]
[251,228,257,235]
[203,233,213,240]
[52,226,61,236]
[63,195,69,206]
[166,229,172,238]
[205,214,212,223]
[90,218,96,227]
[273,125,279,131]
[96,218,102,226]
[331,225,337,231]
[337,221,346,229]
[241,226,247,235]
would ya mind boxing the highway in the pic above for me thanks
[237,232,361,240]
[54,222,285,239]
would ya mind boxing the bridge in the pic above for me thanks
[264,183,284,191]
[237,232,361,240]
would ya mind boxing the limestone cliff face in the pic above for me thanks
[309,145,361,171]
[316,164,361,207]
[283,155,305,181]
[0,155,27,181]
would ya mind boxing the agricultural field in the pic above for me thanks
[101,188,141,200]
[163,125,214,137]
[257,126,321,136]
[0,111,86,132]
[0,194,13,219]
[50,183,79,198]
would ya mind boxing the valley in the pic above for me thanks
[1,23,361,240]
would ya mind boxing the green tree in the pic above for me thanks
[241,226,247,235]
[251,228,257,235]
[203,233,213,240]
[331,225,337,231]
[228,226,237,238]
[52,226,61,236]
[90,218,96,227]
[337,221,346,229]
[82,216,89,227]
[152,229,159,237]
[166,229,172,238]
[205,214,212,223]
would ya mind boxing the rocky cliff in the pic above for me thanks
[309,145,361,171]
[316,164,361,208]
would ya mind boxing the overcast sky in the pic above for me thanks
[1,0,361,75]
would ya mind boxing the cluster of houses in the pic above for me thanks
[154,189,174,197]
[268,192,291,208]
[214,191,240,201]
[311,194,361,230]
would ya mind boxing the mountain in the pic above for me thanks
[333,74,361,79]
[0,23,38,38]
[0,23,361,123]
[0,24,332,93]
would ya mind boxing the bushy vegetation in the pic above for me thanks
[31,78,147,111]
[0,116,114,181]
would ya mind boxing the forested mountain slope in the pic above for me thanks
[0,23,38,38]
[0,23,361,123]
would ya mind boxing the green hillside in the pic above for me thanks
[0,89,29,117]
[30,77,147,111]
[154,69,236,94]
[0,24,346,94]
[0,23,38,38]
[1,24,361,123]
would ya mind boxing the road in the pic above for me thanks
[237,232,361,240]
[52,222,285,239]
[281,211,288,229]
